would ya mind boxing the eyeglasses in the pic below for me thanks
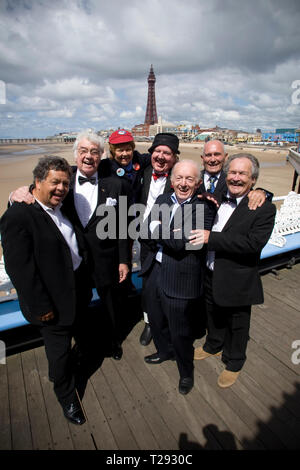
[78,147,100,157]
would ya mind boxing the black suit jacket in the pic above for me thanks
[208,196,276,307]
[0,201,84,327]
[63,167,131,288]
[199,170,227,202]
[140,192,216,299]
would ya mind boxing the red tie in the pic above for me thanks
[152,172,168,181]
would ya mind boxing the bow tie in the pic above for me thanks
[78,176,97,185]
[152,172,168,181]
[222,195,237,206]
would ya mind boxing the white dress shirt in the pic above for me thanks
[74,169,98,227]
[35,198,82,271]
[207,194,245,271]
[203,171,220,191]
[143,175,167,222]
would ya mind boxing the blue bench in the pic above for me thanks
[0,272,143,333]
[1,234,300,333]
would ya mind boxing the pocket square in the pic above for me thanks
[106,197,117,206]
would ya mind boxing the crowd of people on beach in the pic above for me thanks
[0,129,276,425]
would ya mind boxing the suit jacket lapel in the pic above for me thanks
[222,196,249,231]
[32,202,70,249]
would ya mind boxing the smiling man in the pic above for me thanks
[0,156,91,425]
[138,133,180,346]
[139,160,216,395]
[9,130,131,362]
[190,153,276,388]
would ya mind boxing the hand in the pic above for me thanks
[38,311,55,322]
[189,229,210,245]
[119,263,129,283]
[197,192,220,208]
[248,189,266,210]
[10,186,35,204]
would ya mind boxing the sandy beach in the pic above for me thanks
[0,140,295,218]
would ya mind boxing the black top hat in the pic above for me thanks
[148,133,180,154]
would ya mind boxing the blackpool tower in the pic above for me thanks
[144,65,158,125]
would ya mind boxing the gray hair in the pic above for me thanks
[223,153,260,180]
[171,159,202,182]
[33,156,72,183]
[73,129,105,157]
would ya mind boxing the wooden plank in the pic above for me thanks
[0,358,11,450]
[7,354,32,449]
[81,379,118,450]
[192,357,265,449]
[101,357,160,450]
[249,320,300,375]
[34,347,74,450]
[128,331,236,450]
[239,370,300,449]
[116,346,178,449]
[90,366,139,450]
[242,348,300,418]
[21,349,53,450]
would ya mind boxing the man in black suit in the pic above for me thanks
[1,156,91,425]
[190,153,276,388]
[138,133,180,346]
[9,130,131,360]
[200,139,270,206]
[140,160,216,395]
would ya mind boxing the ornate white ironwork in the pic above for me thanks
[268,192,300,247]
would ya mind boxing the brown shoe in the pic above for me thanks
[217,370,240,388]
[194,346,222,360]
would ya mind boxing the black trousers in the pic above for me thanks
[40,263,92,407]
[145,262,197,379]
[203,269,251,372]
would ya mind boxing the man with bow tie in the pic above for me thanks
[138,133,180,346]
[9,130,131,362]
[190,154,276,388]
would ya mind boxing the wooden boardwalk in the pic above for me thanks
[0,264,300,451]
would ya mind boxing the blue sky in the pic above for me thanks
[0,0,300,138]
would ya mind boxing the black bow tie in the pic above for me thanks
[222,195,237,206]
[78,176,96,185]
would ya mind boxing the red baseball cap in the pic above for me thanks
[109,129,134,144]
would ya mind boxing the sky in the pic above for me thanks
[0,0,300,138]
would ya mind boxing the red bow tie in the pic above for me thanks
[152,172,168,181]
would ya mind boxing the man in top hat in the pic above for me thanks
[138,133,180,346]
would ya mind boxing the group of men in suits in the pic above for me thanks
[0,130,276,423]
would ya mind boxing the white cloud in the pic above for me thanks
[0,0,299,137]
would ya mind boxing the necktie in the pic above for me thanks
[222,195,237,206]
[78,176,96,185]
[208,175,217,193]
[152,172,168,181]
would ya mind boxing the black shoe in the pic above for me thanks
[62,397,86,425]
[112,343,123,361]
[179,376,194,395]
[144,352,175,364]
[140,323,152,346]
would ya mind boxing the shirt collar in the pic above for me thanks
[34,197,62,213]
[171,192,192,205]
